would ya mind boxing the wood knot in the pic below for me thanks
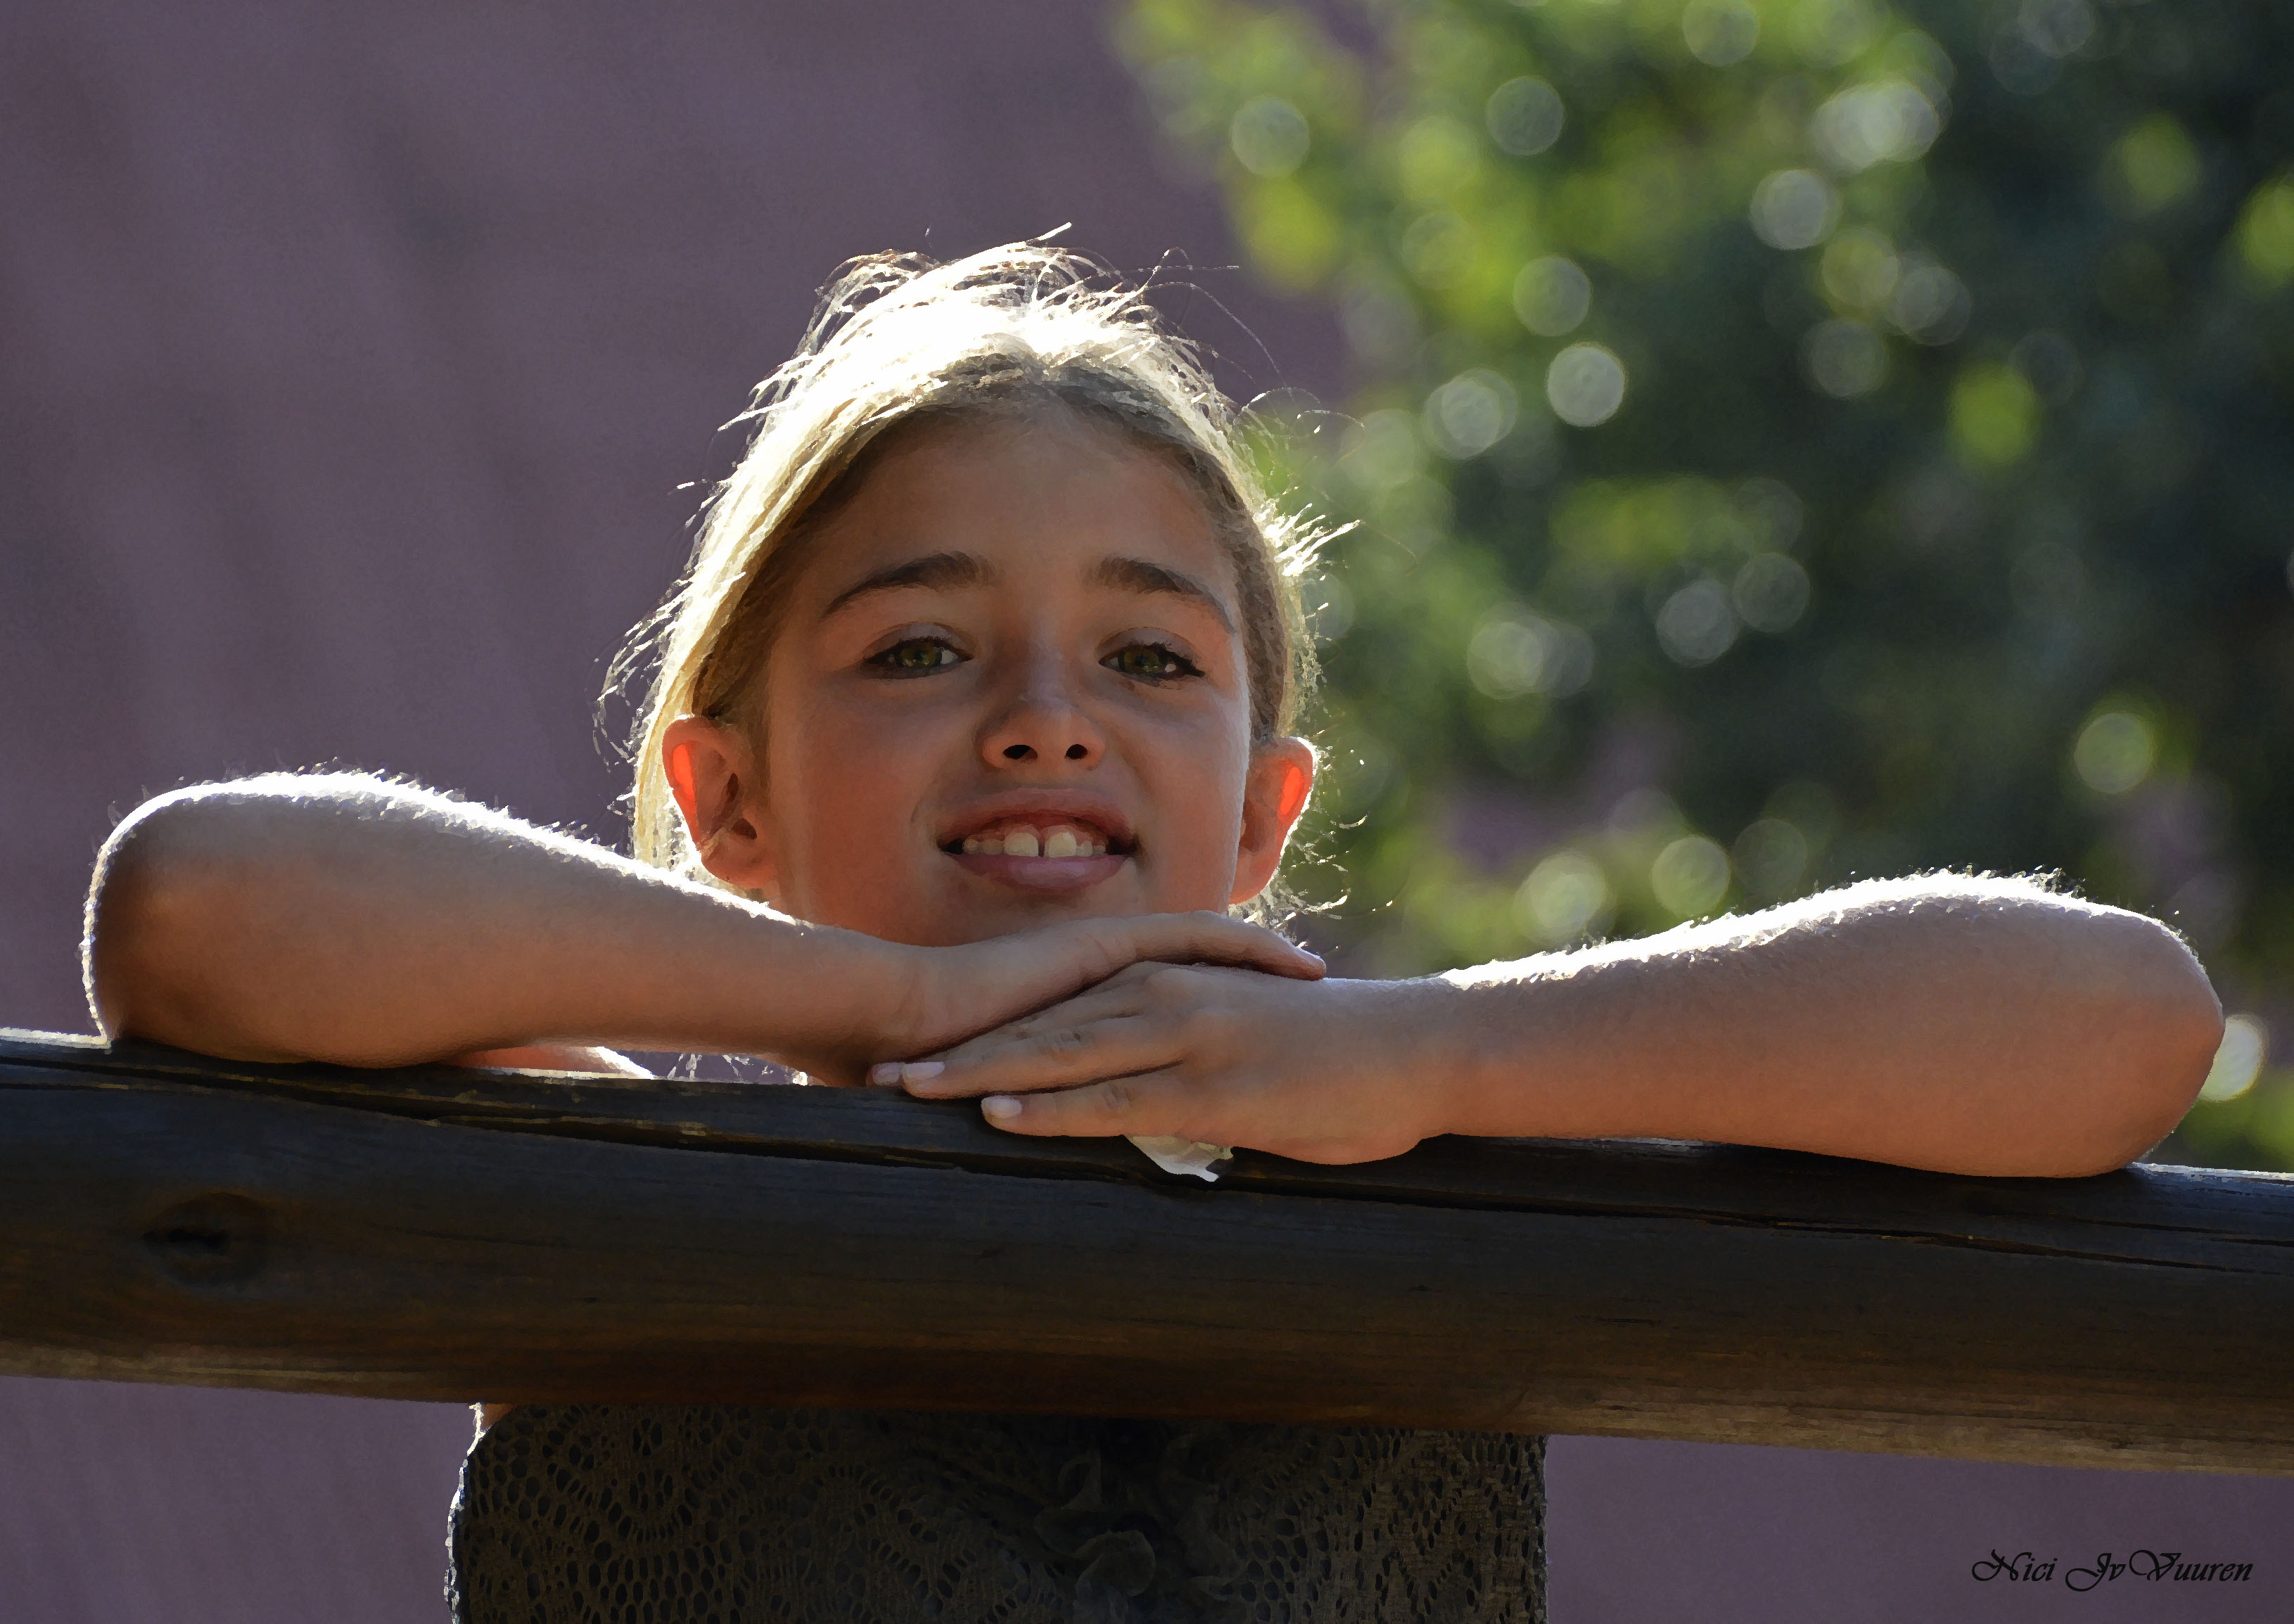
[142,1193,269,1286]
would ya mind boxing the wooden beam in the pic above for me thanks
[3,1028,2289,1474]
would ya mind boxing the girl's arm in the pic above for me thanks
[83,774,1323,1079]
[896,875,2225,1177]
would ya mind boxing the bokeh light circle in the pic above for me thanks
[1682,0,1760,65]
[1486,77,1565,156]
[1652,836,1732,918]
[1513,256,1592,335]
[1515,850,1614,945]
[2073,711,2157,794]
[1546,343,1627,426]
[1751,169,1841,250]
[2199,1015,2267,1103]
[1229,96,1310,178]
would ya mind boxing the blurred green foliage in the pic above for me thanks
[1116,0,2294,1168]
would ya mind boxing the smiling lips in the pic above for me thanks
[946,817,1128,890]
[959,819,1113,858]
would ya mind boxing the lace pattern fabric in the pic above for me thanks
[449,1406,1545,1623]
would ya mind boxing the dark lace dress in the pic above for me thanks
[448,1406,1546,1623]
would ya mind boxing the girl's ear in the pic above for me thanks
[661,715,781,897]
[1230,736,1317,906]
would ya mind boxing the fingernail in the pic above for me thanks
[901,1061,945,1082]
[981,1096,1023,1122]
[867,1063,903,1087]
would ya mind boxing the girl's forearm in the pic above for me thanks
[84,774,893,1068]
[1435,876,2224,1177]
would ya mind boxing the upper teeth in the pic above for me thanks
[961,822,1109,858]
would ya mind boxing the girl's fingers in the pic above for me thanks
[976,1069,1189,1139]
[867,973,1146,1086]
[905,920,1307,1078]
[907,1014,1175,1098]
[1104,912,1323,981]
[924,971,1150,1060]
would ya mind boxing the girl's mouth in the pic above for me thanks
[953,819,1114,858]
[941,817,1131,893]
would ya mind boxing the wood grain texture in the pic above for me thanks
[3,1029,2289,1474]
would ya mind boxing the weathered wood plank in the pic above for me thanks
[2,1028,2289,1473]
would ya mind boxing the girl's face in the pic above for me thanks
[664,409,1314,946]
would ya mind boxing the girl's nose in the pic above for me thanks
[979,669,1107,769]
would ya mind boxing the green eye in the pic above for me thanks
[871,638,962,674]
[1105,642,1200,681]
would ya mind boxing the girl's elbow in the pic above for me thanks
[84,789,276,1047]
[2124,912,2224,1090]
[2124,991,2226,1168]
[2066,923,2224,1175]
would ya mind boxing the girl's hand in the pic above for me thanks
[886,965,1460,1164]
[804,912,1325,1085]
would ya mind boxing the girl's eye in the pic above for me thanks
[867,637,964,675]
[1104,641,1202,682]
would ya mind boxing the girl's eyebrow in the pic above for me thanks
[822,551,991,617]
[821,551,1235,632]
[1088,556,1235,631]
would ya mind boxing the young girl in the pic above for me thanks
[84,243,2222,1187]
[79,241,2226,1620]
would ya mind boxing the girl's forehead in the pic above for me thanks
[798,411,1237,596]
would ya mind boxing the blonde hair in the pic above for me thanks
[616,241,1324,888]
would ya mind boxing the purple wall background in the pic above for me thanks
[2,2,2286,1618]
